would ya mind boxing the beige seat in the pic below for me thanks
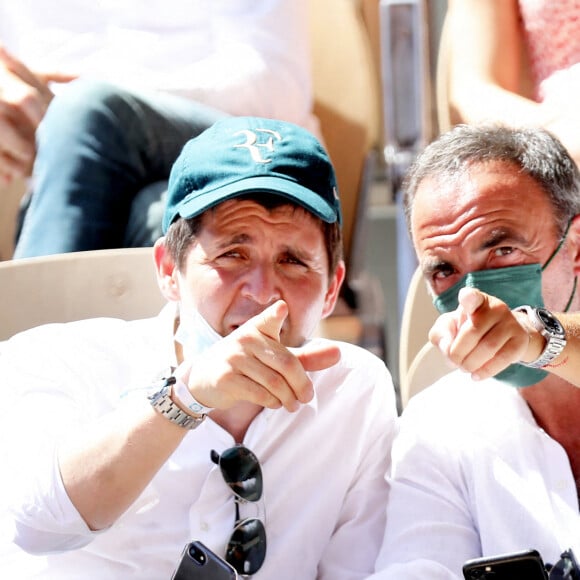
[402,341,450,408]
[398,267,449,408]
[0,246,359,345]
[0,247,165,341]
[398,268,436,390]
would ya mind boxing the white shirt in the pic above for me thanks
[369,371,580,580]
[0,304,397,579]
[0,0,318,133]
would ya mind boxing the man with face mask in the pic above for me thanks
[370,125,580,579]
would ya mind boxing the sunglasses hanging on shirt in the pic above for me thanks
[547,548,580,579]
[211,445,267,576]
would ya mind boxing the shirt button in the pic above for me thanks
[200,521,209,531]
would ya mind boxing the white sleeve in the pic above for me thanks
[0,326,103,553]
[7,446,95,553]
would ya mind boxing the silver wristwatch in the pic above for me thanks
[148,376,206,430]
[515,305,567,368]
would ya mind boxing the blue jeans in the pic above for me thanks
[14,79,226,257]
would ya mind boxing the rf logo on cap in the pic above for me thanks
[163,116,342,232]
[233,129,282,164]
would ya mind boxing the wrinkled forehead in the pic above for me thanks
[201,197,322,228]
[411,161,557,248]
[412,160,539,224]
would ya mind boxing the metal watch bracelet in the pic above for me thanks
[515,305,567,369]
[148,376,206,430]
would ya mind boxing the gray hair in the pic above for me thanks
[403,124,580,237]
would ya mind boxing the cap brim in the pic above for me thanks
[175,176,339,225]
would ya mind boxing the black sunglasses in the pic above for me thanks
[211,445,267,575]
[547,548,580,579]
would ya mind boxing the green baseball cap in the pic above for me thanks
[162,116,342,233]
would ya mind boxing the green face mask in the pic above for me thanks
[432,227,576,388]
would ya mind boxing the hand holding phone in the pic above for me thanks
[171,541,238,580]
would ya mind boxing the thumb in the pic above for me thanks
[429,311,459,356]
[254,300,288,341]
[0,46,45,91]
[458,286,486,317]
[36,71,79,85]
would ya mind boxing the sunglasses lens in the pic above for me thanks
[549,555,576,579]
[226,517,267,575]
[219,446,263,502]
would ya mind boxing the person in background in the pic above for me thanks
[370,124,580,579]
[0,0,318,256]
[0,116,397,579]
[446,0,580,167]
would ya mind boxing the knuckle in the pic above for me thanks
[252,386,281,409]
[266,371,287,394]
[273,348,296,374]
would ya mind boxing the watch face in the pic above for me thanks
[537,308,564,334]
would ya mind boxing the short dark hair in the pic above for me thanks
[403,124,580,238]
[164,193,343,278]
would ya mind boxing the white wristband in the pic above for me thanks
[173,377,214,416]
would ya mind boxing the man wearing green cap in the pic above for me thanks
[0,117,397,578]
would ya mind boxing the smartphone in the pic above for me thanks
[171,540,238,580]
[463,549,548,579]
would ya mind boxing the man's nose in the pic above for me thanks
[242,264,282,305]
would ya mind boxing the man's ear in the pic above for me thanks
[321,260,346,319]
[568,215,580,276]
[153,238,181,302]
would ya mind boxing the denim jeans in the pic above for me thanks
[14,79,226,257]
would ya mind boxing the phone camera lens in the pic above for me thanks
[188,544,207,565]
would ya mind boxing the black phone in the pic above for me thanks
[463,549,549,579]
[171,540,238,580]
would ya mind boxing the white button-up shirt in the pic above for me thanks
[371,371,580,579]
[0,305,397,579]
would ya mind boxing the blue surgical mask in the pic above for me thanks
[175,306,222,361]
[432,226,576,387]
